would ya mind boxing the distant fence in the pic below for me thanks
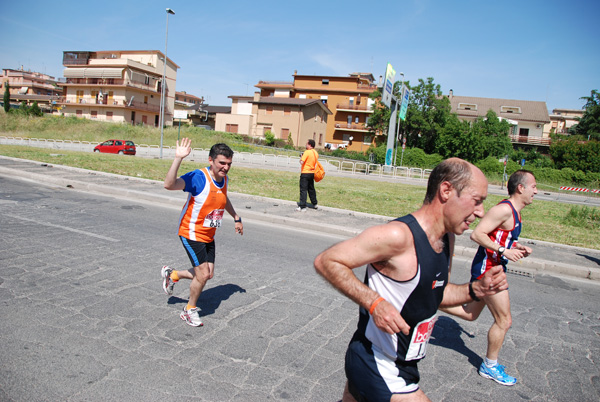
[0,136,431,181]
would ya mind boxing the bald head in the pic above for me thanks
[424,158,484,204]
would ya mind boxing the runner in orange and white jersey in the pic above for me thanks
[160,139,243,327]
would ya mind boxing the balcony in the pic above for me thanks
[336,103,372,113]
[335,122,370,132]
[62,78,158,92]
[56,96,161,113]
[509,135,551,146]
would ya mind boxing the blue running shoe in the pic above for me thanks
[478,362,517,386]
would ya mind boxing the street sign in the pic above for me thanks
[174,109,188,119]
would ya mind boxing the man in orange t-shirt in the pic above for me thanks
[296,139,318,211]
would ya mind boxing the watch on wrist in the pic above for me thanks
[234,217,242,223]
[498,246,505,255]
[469,282,481,302]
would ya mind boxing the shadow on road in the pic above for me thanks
[430,316,481,369]
[167,283,246,317]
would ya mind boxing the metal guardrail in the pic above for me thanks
[0,136,431,181]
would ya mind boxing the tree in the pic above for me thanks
[402,77,451,154]
[550,138,600,173]
[471,109,512,159]
[571,90,600,141]
[3,82,10,113]
[436,114,481,161]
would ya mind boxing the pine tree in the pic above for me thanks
[3,82,10,113]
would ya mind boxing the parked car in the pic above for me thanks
[94,140,136,155]
[195,124,213,130]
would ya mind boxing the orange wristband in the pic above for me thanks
[369,297,385,315]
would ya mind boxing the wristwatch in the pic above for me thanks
[234,217,242,223]
[497,246,505,255]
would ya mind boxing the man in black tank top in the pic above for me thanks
[315,158,509,402]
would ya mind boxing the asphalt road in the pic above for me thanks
[1,176,599,401]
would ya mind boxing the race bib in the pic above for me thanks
[203,209,224,228]
[405,314,437,361]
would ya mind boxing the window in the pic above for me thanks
[281,128,289,139]
[319,133,323,145]
[106,111,113,120]
[458,103,477,111]
[355,116,359,124]
[519,128,529,136]
[225,124,239,133]
[142,115,148,125]
[263,127,271,135]
[322,79,329,85]
[76,110,82,117]
[501,106,522,114]
[284,107,291,115]
[347,115,352,126]
[349,97,354,106]
[363,135,373,144]
[91,111,98,119]
[320,95,328,104]
[144,96,148,104]
[266,106,273,115]
[299,94,307,99]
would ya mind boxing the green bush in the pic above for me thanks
[264,130,275,146]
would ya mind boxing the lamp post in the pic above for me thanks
[159,7,175,159]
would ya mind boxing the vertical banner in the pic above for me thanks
[383,63,397,166]
[399,85,410,121]
[382,63,396,108]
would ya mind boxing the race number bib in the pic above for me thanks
[405,314,437,361]
[203,209,224,228]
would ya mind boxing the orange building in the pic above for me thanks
[256,72,378,151]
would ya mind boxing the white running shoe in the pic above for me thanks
[180,307,203,327]
[161,266,175,295]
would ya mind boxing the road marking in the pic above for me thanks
[4,214,119,242]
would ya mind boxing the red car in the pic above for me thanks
[94,140,136,155]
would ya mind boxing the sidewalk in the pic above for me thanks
[1,155,599,282]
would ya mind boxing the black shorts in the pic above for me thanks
[180,236,215,267]
[345,337,420,401]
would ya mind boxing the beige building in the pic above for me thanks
[448,91,551,146]
[215,96,254,135]
[544,108,584,136]
[58,50,178,126]
[256,72,378,151]
[215,93,330,146]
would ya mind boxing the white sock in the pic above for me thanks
[485,357,498,367]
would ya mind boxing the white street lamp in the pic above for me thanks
[159,7,175,159]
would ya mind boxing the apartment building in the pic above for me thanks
[1,68,63,96]
[255,72,377,151]
[544,108,584,136]
[58,50,178,126]
[1,68,63,112]
[448,90,551,146]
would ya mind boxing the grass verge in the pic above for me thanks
[0,144,598,250]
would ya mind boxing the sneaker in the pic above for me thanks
[295,207,307,212]
[161,265,175,295]
[478,362,517,386]
[313,205,318,210]
[180,307,203,327]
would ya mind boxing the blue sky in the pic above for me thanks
[1,0,598,112]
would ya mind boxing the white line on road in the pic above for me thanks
[4,214,120,242]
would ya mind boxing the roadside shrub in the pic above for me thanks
[264,130,275,146]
